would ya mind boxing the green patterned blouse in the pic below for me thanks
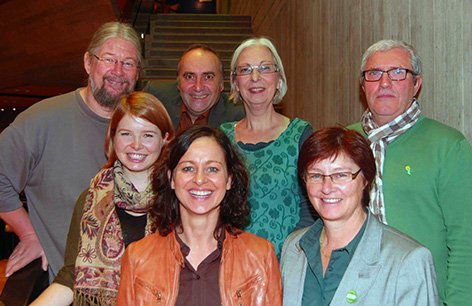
[220,118,311,256]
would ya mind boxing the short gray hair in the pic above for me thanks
[87,21,142,64]
[230,37,287,104]
[360,39,422,77]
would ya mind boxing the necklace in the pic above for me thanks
[319,227,331,259]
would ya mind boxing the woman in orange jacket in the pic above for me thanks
[116,126,282,306]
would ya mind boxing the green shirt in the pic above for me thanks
[300,218,367,306]
[349,115,472,306]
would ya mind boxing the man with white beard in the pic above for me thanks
[0,21,141,281]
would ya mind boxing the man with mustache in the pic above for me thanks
[0,21,140,281]
[145,44,244,134]
[349,39,472,305]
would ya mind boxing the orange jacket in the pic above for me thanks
[116,230,282,306]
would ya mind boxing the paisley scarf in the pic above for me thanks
[73,160,154,305]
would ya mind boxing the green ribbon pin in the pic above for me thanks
[405,165,412,175]
[346,290,358,303]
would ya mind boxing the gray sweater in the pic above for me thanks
[0,89,109,279]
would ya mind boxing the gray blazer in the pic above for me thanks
[281,212,439,306]
[143,80,245,130]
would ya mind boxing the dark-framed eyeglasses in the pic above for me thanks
[362,67,416,82]
[305,169,362,185]
[92,54,139,71]
[233,63,279,76]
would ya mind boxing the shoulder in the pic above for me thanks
[219,121,237,132]
[284,226,311,249]
[414,116,467,142]
[230,231,276,255]
[291,117,311,129]
[143,80,181,108]
[373,217,432,260]
[218,94,243,110]
[12,90,77,125]
[346,122,366,136]
[233,231,273,247]
[127,232,168,255]
[211,94,245,122]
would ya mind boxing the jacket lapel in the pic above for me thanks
[330,213,382,305]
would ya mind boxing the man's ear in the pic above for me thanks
[413,75,422,96]
[84,52,92,75]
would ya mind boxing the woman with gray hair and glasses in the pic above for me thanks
[220,37,315,257]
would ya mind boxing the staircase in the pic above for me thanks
[140,14,254,91]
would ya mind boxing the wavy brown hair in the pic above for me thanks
[151,126,250,237]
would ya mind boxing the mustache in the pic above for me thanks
[104,75,130,85]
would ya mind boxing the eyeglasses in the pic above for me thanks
[305,169,362,184]
[92,54,139,71]
[362,67,416,82]
[233,64,279,76]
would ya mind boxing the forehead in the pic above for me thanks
[365,48,411,69]
[179,49,221,73]
[117,114,157,130]
[309,151,357,170]
[97,38,138,59]
[237,45,273,64]
[181,137,226,162]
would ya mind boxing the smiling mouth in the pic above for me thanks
[189,190,212,198]
[249,87,264,93]
[105,77,129,90]
[321,198,341,204]
[127,153,146,162]
[191,94,209,100]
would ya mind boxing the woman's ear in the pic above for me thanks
[168,170,175,189]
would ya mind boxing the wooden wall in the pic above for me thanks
[0,0,119,90]
[231,0,472,142]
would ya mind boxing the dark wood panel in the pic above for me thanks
[0,0,117,90]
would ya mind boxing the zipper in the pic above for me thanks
[135,278,162,303]
[236,289,242,306]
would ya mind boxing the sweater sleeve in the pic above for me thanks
[0,124,33,211]
[440,138,472,305]
[53,189,88,289]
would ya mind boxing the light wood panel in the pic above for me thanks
[231,0,472,142]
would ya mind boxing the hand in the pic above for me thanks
[5,232,48,277]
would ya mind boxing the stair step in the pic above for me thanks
[144,58,232,69]
[141,13,252,96]
[150,40,240,49]
[140,76,232,92]
[142,68,231,78]
[152,20,251,28]
[151,46,235,52]
[154,26,252,35]
[151,14,251,22]
[149,32,252,42]
[146,48,235,58]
